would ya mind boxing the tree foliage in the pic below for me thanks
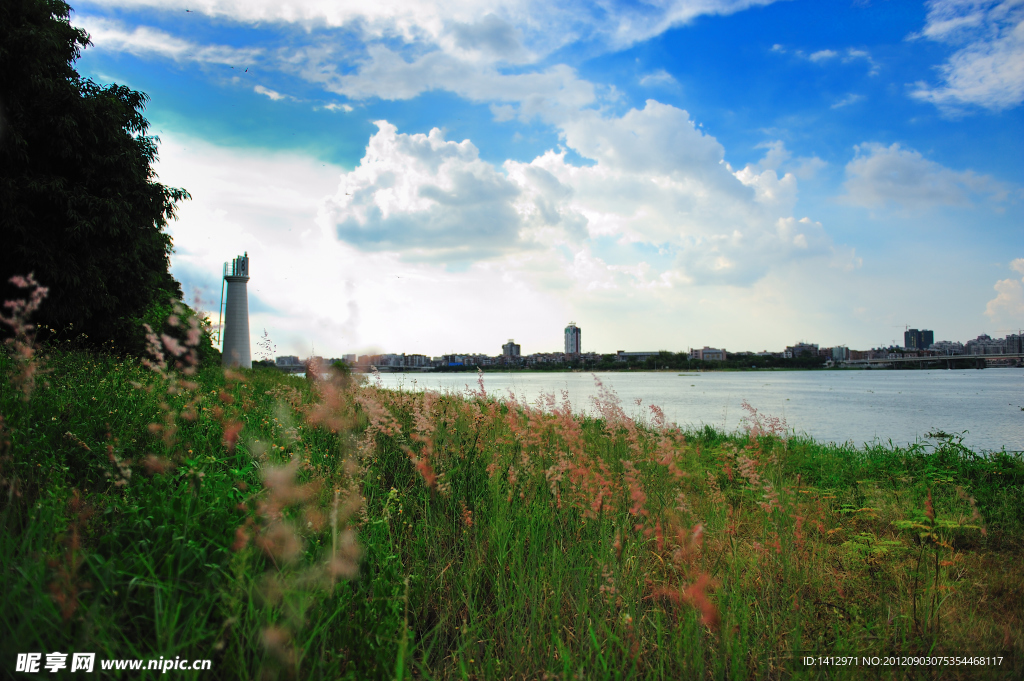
[0,0,190,352]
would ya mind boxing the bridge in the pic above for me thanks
[840,353,1024,369]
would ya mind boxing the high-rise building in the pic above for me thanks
[904,329,934,350]
[564,322,581,355]
[502,339,521,359]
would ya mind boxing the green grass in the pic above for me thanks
[2,348,1022,679]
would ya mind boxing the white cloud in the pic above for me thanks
[254,85,289,100]
[325,121,536,261]
[639,69,676,86]
[740,140,826,181]
[831,93,865,108]
[76,16,260,66]
[78,9,602,123]
[322,102,354,112]
[790,155,827,180]
[313,48,598,122]
[445,13,532,63]
[320,106,841,289]
[79,1,786,112]
[86,0,785,57]
[489,103,516,121]
[842,142,1012,209]
[910,0,1024,111]
[985,259,1024,321]
[773,45,878,74]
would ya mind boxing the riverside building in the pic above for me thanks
[904,329,934,350]
[690,347,727,361]
[502,339,521,360]
[564,322,581,355]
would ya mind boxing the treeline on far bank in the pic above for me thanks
[429,351,828,373]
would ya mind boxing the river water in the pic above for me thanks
[373,369,1024,453]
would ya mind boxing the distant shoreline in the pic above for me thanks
[354,364,1021,374]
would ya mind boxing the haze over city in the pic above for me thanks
[70,0,1024,357]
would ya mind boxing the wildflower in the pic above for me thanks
[0,273,49,400]
[955,486,986,536]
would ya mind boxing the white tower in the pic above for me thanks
[221,253,251,368]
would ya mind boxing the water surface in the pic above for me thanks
[374,369,1024,452]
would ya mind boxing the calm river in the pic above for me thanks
[374,369,1024,453]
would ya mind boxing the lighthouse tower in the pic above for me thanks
[221,252,251,368]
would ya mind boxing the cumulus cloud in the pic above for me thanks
[910,0,1024,111]
[325,122,533,261]
[985,258,1024,321]
[842,142,1012,209]
[324,105,843,287]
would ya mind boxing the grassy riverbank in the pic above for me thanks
[2,347,1022,679]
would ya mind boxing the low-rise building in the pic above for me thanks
[691,347,726,361]
[929,341,964,355]
[616,350,660,362]
[965,334,1005,355]
[785,342,819,359]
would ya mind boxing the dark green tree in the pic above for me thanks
[0,0,190,351]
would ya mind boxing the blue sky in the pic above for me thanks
[70,0,1023,357]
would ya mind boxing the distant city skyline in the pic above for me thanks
[267,324,1022,366]
[70,1,1023,357]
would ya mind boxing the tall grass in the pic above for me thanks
[1,289,1022,679]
